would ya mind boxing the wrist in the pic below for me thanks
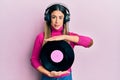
[47,72,52,77]
[64,35,69,40]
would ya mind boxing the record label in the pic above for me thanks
[51,50,64,63]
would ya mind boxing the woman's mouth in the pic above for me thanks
[54,25,60,27]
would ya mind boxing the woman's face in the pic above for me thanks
[51,10,64,30]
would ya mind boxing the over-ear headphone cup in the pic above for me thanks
[45,14,70,24]
[64,14,70,23]
[44,14,50,22]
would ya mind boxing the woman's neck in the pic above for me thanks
[51,26,63,36]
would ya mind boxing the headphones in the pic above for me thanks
[44,4,70,25]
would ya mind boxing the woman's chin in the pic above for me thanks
[53,26,61,30]
[55,27,60,30]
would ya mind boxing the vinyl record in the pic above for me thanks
[39,40,74,71]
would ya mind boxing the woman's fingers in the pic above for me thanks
[44,35,66,41]
[50,71,70,77]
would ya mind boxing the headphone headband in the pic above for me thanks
[44,4,70,25]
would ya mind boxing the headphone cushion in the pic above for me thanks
[45,13,70,24]
[45,14,50,22]
[64,14,70,23]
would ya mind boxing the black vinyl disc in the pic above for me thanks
[39,40,74,71]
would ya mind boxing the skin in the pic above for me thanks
[45,10,80,43]
[37,10,93,77]
[37,10,73,77]
[51,10,64,30]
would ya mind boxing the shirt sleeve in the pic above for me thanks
[30,33,44,69]
[69,32,93,48]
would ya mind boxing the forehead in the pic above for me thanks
[51,10,64,16]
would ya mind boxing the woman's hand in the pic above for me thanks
[44,35,79,43]
[48,71,70,77]
[44,35,66,41]
[37,66,70,78]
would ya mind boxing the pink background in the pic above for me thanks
[0,0,120,80]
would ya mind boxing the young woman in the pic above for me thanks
[30,3,93,80]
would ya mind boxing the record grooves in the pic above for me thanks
[39,40,74,71]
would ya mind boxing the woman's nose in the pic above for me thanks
[55,17,59,23]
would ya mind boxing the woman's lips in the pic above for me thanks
[54,25,60,27]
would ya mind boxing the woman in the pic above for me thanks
[30,3,93,80]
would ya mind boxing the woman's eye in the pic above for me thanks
[59,16,63,19]
[51,16,56,19]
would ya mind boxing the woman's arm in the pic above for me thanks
[64,35,79,43]
[31,33,70,77]
[37,66,70,77]
[44,35,78,42]
[44,34,93,48]
[37,66,51,76]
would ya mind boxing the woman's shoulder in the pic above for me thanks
[68,32,79,36]
[35,32,44,41]
[36,32,44,38]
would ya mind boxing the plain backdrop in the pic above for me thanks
[0,0,120,80]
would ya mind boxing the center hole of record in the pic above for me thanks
[50,50,64,63]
